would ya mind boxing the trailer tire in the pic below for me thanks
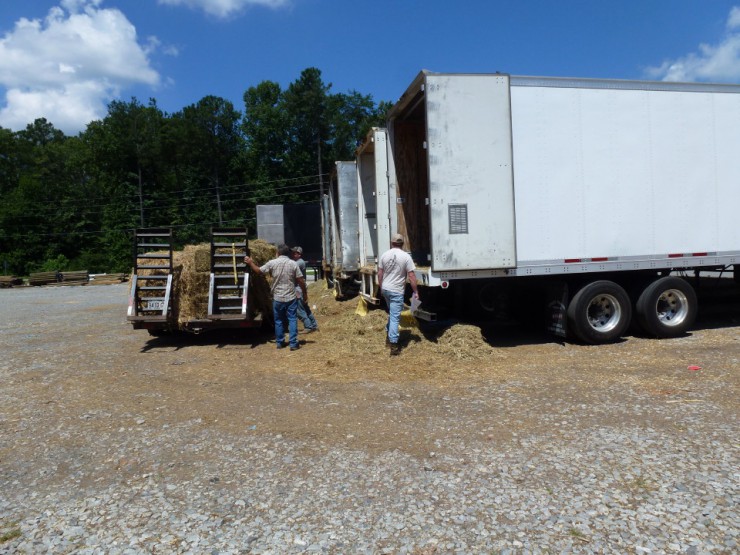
[635,276,697,338]
[567,280,632,344]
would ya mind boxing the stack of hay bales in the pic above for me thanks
[170,239,276,328]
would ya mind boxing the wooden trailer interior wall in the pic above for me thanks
[392,118,430,263]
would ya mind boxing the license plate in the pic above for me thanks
[144,299,165,311]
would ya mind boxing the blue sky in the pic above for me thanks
[1,0,740,135]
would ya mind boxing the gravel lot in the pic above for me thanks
[1,281,738,554]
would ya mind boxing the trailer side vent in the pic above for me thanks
[448,204,469,234]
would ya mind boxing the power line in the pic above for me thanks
[0,197,320,239]
[2,181,325,221]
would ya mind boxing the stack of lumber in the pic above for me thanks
[0,276,22,288]
[29,271,60,286]
[89,273,127,285]
[60,270,89,285]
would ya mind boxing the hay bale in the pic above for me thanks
[175,243,211,324]
[246,240,278,325]
[249,239,276,266]
[193,248,211,273]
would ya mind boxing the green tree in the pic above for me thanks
[327,92,390,162]
[2,119,83,274]
[179,96,243,227]
[240,68,390,211]
[282,67,330,188]
[241,81,288,182]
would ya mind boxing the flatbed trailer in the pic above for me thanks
[127,228,265,334]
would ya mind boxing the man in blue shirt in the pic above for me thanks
[291,246,319,333]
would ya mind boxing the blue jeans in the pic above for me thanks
[382,289,404,344]
[296,299,318,330]
[273,299,298,348]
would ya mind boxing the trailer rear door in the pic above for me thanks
[425,74,516,271]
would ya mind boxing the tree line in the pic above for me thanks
[0,68,389,276]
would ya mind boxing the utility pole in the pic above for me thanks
[317,134,324,198]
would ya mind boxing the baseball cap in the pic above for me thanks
[291,246,303,254]
[391,233,404,244]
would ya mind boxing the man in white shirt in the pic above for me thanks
[377,233,419,356]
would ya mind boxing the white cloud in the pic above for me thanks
[0,1,161,134]
[158,0,289,19]
[646,6,740,83]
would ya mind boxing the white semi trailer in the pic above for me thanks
[355,127,398,304]
[385,71,740,344]
[321,161,361,298]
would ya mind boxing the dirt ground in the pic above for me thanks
[6,278,738,471]
[2,278,738,552]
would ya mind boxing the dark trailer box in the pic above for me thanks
[256,203,322,264]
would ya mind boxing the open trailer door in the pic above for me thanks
[425,73,517,272]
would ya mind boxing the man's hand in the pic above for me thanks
[244,256,261,275]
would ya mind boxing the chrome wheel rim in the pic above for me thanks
[655,289,690,327]
[587,294,622,332]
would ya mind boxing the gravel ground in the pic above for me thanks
[0,282,738,554]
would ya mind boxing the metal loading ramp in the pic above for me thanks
[127,228,174,330]
[207,228,251,320]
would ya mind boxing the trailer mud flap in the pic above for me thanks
[547,282,569,338]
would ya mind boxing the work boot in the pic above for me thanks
[389,343,400,356]
[385,337,392,349]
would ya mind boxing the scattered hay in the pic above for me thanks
[430,324,498,360]
[307,291,499,372]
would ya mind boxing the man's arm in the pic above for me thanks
[377,268,384,292]
[296,275,308,301]
[407,270,419,298]
[244,256,262,275]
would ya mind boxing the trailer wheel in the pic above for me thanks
[567,281,632,344]
[635,276,697,338]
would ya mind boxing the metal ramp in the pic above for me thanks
[127,228,174,329]
[207,228,250,320]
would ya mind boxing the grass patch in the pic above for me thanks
[0,527,21,543]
